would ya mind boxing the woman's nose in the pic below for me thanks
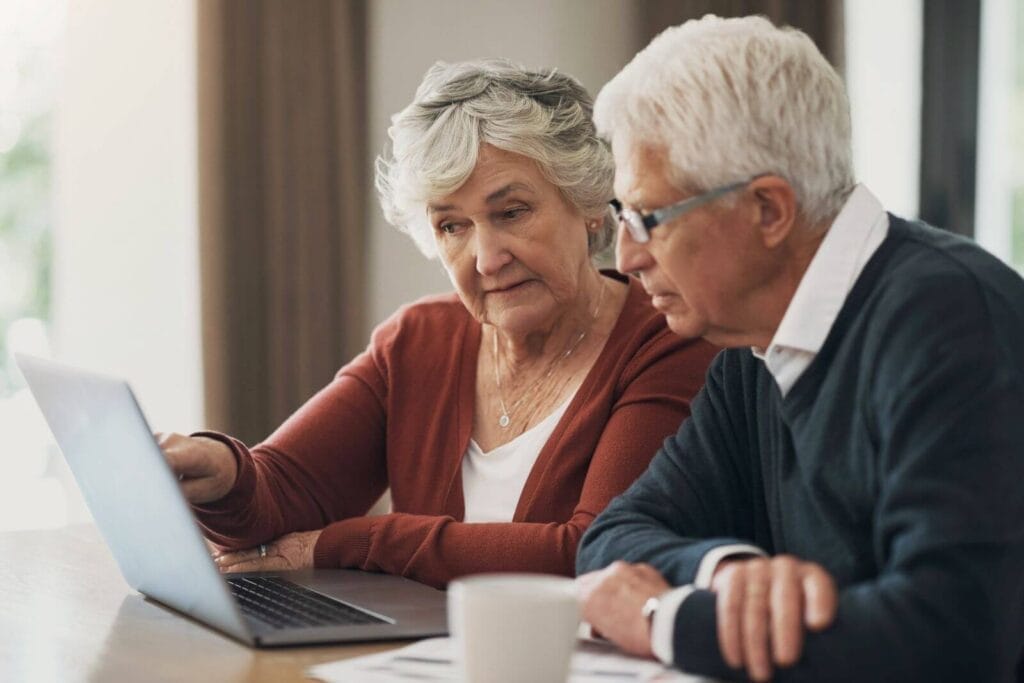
[475,226,512,277]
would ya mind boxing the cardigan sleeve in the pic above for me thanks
[190,314,396,549]
[312,332,718,589]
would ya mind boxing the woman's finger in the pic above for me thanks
[159,437,208,479]
[180,476,223,504]
[217,549,268,573]
[219,558,260,573]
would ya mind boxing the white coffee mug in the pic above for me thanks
[448,573,580,683]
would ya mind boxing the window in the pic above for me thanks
[845,0,923,219]
[0,0,67,531]
[976,0,1024,269]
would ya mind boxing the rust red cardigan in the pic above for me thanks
[194,273,718,588]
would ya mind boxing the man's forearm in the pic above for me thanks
[577,498,758,586]
[672,578,1010,683]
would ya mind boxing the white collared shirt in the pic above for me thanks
[650,185,890,665]
[752,184,890,396]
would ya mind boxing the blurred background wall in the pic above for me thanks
[1,0,1019,529]
[365,0,642,332]
[195,0,844,445]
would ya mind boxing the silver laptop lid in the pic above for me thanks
[15,353,253,643]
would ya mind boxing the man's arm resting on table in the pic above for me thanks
[650,544,767,664]
[581,554,837,683]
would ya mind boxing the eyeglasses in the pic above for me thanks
[609,176,762,244]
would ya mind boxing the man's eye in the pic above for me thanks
[438,222,463,235]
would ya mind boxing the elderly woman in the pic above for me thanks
[159,59,717,588]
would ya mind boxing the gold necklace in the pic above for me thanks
[492,279,606,429]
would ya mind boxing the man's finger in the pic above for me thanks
[770,556,803,666]
[741,561,772,682]
[802,563,838,630]
[716,563,745,669]
[634,563,662,580]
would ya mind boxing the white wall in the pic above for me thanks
[53,0,202,432]
[365,0,640,331]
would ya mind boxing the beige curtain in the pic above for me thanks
[198,0,367,444]
[637,1,844,70]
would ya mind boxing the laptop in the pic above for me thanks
[15,353,448,647]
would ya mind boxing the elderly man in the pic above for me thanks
[576,14,1024,683]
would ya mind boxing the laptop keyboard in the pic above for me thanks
[225,576,388,630]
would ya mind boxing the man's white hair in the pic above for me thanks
[377,59,616,258]
[594,14,855,226]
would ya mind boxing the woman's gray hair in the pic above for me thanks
[376,59,616,259]
[594,15,856,227]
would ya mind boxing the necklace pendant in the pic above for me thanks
[498,414,511,428]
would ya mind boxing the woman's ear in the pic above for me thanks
[749,175,798,249]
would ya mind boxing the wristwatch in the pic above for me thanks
[641,595,660,626]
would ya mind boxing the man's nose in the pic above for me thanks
[615,223,653,275]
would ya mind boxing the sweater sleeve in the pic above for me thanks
[676,271,1024,682]
[312,332,718,589]
[576,349,767,584]
[585,272,1024,682]
[190,316,395,549]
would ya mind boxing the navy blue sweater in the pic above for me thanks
[578,216,1024,682]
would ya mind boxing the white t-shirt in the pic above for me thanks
[461,394,575,523]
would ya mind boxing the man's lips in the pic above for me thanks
[648,291,678,309]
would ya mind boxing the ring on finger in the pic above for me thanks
[258,543,268,558]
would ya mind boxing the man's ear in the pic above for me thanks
[748,175,798,248]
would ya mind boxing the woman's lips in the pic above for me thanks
[488,280,531,294]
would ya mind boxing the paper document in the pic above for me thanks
[307,636,718,682]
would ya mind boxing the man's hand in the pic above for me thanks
[576,561,670,658]
[711,555,837,682]
[212,530,322,573]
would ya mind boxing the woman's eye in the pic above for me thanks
[438,222,463,235]
[501,206,529,221]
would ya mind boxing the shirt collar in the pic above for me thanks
[753,184,889,378]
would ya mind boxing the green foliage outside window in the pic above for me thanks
[0,44,54,396]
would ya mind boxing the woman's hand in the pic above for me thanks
[155,432,238,504]
[213,530,322,573]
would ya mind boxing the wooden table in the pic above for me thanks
[0,525,406,682]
